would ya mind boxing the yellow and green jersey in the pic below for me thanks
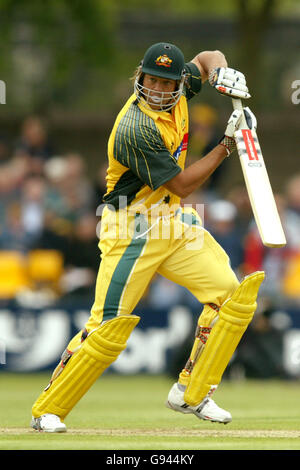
[103,62,202,215]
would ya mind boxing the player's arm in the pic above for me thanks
[191,50,250,99]
[164,108,256,199]
[163,144,228,199]
[191,50,227,83]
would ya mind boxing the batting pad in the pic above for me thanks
[184,271,264,406]
[32,315,140,420]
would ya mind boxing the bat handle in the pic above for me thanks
[231,98,248,129]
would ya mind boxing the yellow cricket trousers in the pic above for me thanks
[67,206,239,352]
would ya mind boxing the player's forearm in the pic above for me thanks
[191,50,228,83]
[164,144,228,198]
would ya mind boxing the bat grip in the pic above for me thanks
[231,98,248,129]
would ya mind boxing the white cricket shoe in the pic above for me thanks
[31,414,67,433]
[166,383,232,424]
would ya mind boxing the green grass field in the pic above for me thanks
[0,372,300,451]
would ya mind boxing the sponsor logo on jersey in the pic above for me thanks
[172,133,188,160]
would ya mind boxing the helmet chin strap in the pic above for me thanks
[134,70,185,112]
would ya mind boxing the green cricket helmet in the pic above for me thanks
[141,42,185,80]
[134,42,186,111]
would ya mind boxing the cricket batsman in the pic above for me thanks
[31,42,264,432]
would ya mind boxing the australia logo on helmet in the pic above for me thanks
[155,55,172,68]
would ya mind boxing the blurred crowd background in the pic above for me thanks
[1,104,300,310]
[0,1,299,377]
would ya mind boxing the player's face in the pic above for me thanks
[142,74,177,110]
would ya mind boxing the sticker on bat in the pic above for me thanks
[242,129,259,161]
[248,162,262,167]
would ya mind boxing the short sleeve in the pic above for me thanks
[114,105,182,190]
[184,62,202,100]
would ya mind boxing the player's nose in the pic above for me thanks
[151,81,163,92]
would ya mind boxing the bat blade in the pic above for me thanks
[234,126,286,247]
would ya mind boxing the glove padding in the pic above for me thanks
[209,67,250,99]
[220,106,257,156]
[243,106,257,131]
[224,109,242,138]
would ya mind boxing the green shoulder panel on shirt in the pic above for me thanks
[184,62,202,100]
[114,101,181,191]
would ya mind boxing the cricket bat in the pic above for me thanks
[232,98,286,248]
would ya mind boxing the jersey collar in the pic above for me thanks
[134,94,176,122]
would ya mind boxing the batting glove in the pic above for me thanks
[209,67,250,99]
[243,107,257,131]
[219,109,243,156]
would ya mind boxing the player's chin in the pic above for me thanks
[148,99,175,111]
[148,101,161,110]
